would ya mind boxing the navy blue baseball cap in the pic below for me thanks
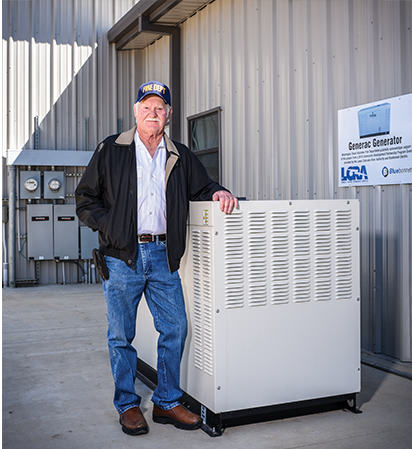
[136,81,171,105]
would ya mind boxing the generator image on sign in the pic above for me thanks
[358,103,390,138]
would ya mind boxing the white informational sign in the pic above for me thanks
[338,93,412,187]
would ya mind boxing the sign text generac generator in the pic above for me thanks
[134,200,361,435]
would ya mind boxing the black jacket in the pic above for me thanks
[75,127,227,272]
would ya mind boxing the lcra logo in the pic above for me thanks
[341,165,369,182]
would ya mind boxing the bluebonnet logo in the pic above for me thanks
[382,166,412,177]
[341,165,369,182]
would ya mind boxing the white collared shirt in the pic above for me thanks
[135,131,167,235]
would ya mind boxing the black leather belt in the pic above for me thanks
[137,234,166,243]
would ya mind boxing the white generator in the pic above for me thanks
[134,200,361,435]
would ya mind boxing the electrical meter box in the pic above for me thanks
[44,171,66,200]
[54,204,78,260]
[27,204,54,260]
[20,171,42,200]
[80,226,99,259]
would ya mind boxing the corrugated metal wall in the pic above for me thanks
[180,0,412,361]
[2,0,170,285]
[2,0,171,151]
[3,0,141,152]
[2,0,412,362]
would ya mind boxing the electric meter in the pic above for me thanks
[48,178,61,192]
[24,177,39,192]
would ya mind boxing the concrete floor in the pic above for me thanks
[2,284,412,449]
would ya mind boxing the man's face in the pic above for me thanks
[134,95,171,136]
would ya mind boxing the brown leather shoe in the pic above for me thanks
[153,404,201,430]
[119,406,149,435]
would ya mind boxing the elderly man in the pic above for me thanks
[75,81,237,436]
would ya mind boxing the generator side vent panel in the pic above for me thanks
[314,210,332,302]
[248,211,267,307]
[192,230,203,371]
[224,213,244,309]
[201,230,213,376]
[293,210,311,303]
[270,210,290,304]
[335,210,353,300]
[192,229,214,376]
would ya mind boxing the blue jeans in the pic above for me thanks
[102,240,187,414]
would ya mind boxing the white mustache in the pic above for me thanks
[144,118,161,123]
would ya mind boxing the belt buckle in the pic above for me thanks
[138,234,153,243]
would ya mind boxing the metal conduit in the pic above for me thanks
[7,166,16,288]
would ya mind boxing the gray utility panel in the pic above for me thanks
[20,171,42,200]
[54,205,78,260]
[80,226,99,260]
[27,204,78,260]
[27,204,53,260]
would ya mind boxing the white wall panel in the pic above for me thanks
[181,0,412,361]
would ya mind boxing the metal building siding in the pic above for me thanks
[114,36,170,132]
[3,0,412,361]
[3,0,139,155]
[3,0,172,285]
[3,0,142,285]
[144,35,170,83]
[181,0,412,361]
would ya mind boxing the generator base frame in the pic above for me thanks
[136,358,361,437]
